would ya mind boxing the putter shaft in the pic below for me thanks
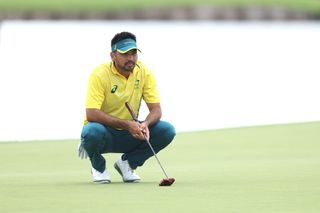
[125,102,171,179]
[144,136,169,179]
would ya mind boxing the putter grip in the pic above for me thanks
[125,102,138,121]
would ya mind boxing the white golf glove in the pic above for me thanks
[78,143,88,159]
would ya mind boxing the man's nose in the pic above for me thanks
[126,53,134,60]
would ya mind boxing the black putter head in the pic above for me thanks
[159,178,175,186]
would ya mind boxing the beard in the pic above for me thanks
[119,61,136,72]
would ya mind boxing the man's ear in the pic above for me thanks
[110,52,115,60]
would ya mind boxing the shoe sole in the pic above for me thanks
[93,180,111,184]
[114,162,140,183]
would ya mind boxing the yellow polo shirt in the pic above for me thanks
[84,61,160,124]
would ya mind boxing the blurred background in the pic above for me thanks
[0,0,319,141]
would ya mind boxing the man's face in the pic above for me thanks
[112,49,138,72]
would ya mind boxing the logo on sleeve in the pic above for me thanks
[111,85,118,93]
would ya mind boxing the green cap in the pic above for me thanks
[111,38,141,53]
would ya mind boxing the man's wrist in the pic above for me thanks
[121,120,131,130]
[143,120,150,127]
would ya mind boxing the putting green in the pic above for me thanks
[0,122,319,213]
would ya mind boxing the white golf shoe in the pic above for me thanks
[114,158,141,183]
[91,167,111,184]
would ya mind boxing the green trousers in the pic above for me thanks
[81,121,176,172]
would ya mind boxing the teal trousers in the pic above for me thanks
[81,121,176,173]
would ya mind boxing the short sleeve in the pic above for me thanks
[85,72,106,109]
[143,71,160,103]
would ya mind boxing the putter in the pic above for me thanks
[125,102,175,186]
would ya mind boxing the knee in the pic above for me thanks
[153,121,176,143]
[164,122,176,142]
[81,122,106,146]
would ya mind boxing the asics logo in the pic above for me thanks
[111,85,118,93]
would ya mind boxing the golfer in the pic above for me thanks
[78,31,176,183]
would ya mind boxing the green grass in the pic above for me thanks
[0,0,320,13]
[0,122,320,213]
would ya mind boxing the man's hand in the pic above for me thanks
[127,121,149,140]
[140,121,150,140]
[78,143,88,159]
